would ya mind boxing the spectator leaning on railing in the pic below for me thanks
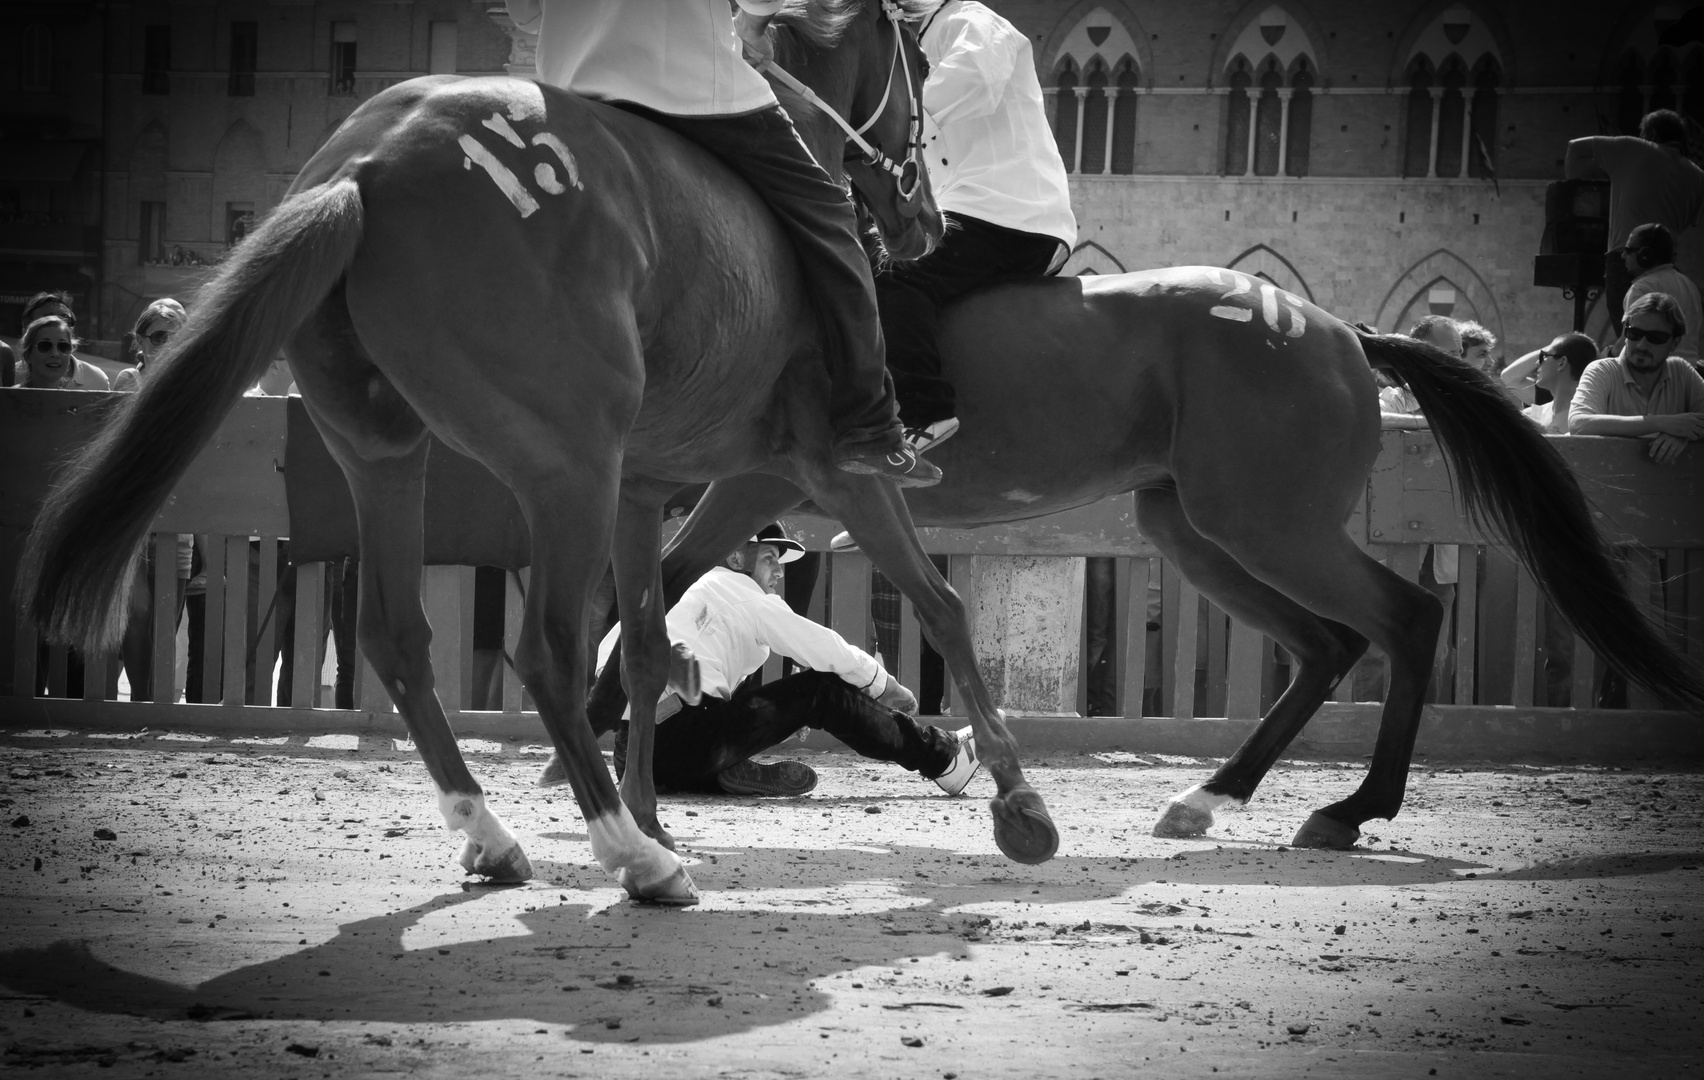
[1569,291,1704,464]
[1500,331,1598,434]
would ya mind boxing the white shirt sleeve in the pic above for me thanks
[922,7,1019,127]
[745,593,889,696]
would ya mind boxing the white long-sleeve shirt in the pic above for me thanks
[508,0,783,117]
[917,1,1076,248]
[596,568,891,717]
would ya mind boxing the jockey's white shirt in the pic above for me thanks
[595,567,891,711]
[508,0,784,117]
[918,0,1076,248]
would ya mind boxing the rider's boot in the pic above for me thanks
[903,417,959,456]
[835,440,942,487]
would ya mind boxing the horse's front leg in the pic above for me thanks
[610,485,676,850]
[809,473,1058,864]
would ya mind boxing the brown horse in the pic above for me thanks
[632,266,1704,848]
[18,1,1064,903]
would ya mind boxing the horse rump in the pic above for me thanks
[18,178,365,654]
[1358,329,1704,714]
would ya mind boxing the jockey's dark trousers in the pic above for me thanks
[630,103,905,454]
[877,213,1064,427]
[613,670,957,793]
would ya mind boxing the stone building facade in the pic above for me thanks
[2,0,1698,355]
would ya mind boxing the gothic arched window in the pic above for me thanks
[1403,57,1435,177]
[1053,59,1080,171]
[1286,58,1313,177]
[1224,58,1253,175]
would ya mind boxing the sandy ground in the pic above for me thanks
[1,732,1701,1079]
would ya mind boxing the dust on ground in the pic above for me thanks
[1,733,1700,1079]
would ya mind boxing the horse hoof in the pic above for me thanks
[1290,812,1361,850]
[1152,799,1213,838]
[536,752,570,788]
[617,864,701,906]
[989,787,1058,865]
[459,837,534,882]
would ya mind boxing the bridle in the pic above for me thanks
[756,0,926,210]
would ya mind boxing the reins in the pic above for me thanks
[756,0,925,205]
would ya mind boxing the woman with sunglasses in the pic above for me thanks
[1570,291,1704,465]
[13,315,110,390]
[113,298,186,393]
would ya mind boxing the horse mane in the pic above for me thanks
[769,0,945,55]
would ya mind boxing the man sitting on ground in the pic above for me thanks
[554,523,979,798]
[1499,331,1598,434]
[1570,291,1704,465]
[1620,222,1704,362]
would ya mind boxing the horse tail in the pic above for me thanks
[19,177,364,654]
[1357,329,1704,714]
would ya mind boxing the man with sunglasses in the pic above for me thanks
[1570,291,1704,465]
[505,0,939,489]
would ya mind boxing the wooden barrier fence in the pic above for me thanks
[2,390,1701,745]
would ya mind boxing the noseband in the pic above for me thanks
[757,0,927,210]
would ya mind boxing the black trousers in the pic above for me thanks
[644,670,957,793]
[634,104,903,452]
[877,213,1064,426]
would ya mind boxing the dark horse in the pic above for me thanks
[18,2,1064,904]
[629,265,1704,848]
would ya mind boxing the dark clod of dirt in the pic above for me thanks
[864,806,882,814]
[170,771,188,779]
[902,1036,924,1047]
[285,1043,320,1058]
[10,815,30,828]
[981,986,1014,997]
[93,828,116,841]
[1333,925,1346,935]
[1287,1023,1311,1035]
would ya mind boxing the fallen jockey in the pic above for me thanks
[508,0,940,487]
[543,523,980,798]
[878,0,1078,456]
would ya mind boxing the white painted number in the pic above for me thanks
[1206,268,1306,338]
[461,111,585,219]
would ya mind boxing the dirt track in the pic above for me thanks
[2,732,1701,1078]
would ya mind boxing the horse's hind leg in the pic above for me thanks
[1135,488,1367,839]
[810,472,1058,864]
[289,303,530,880]
[1213,528,1442,849]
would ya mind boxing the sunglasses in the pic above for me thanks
[34,339,73,354]
[1625,326,1674,345]
[144,329,171,346]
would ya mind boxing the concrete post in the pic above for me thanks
[967,556,1085,715]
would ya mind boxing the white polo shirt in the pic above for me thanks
[510,0,783,117]
[917,1,1076,248]
[597,567,890,716]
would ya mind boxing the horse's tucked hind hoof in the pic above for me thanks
[537,752,569,788]
[1152,799,1213,838]
[990,787,1058,864]
[458,836,534,882]
[1290,811,1361,850]
[617,864,701,906]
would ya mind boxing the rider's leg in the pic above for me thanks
[639,105,938,487]
[877,213,1064,433]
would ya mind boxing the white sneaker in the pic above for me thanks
[829,530,858,553]
[932,725,980,796]
[903,417,959,456]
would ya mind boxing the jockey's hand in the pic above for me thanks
[876,674,918,714]
[736,10,775,66]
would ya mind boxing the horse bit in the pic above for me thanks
[756,0,927,212]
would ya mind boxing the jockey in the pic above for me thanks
[880,0,1077,454]
[506,0,940,488]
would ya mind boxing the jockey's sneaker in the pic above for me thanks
[903,417,959,456]
[835,443,942,488]
[716,758,818,797]
[932,725,980,796]
[829,530,858,553]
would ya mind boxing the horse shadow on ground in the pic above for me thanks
[2,843,1695,1043]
